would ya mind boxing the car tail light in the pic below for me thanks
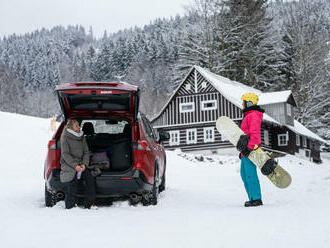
[48,140,57,150]
[134,140,151,151]
[120,177,133,180]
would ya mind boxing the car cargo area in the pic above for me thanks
[80,119,133,172]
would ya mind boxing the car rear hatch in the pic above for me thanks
[55,82,140,120]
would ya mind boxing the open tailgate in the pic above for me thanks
[55,82,140,120]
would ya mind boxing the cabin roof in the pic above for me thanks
[259,91,295,106]
[287,121,329,145]
[196,66,261,108]
[196,66,297,107]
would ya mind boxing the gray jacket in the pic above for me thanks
[60,128,90,183]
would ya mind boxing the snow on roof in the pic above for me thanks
[196,66,293,107]
[195,66,261,108]
[259,91,293,105]
[286,121,329,144]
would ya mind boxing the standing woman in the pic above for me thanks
[60,119,96,209]
[237,93,264,207]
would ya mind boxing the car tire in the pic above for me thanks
[151,164,159,205]
[45,185,56,207]
[159,167,166,193]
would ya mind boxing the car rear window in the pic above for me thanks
[66,93,131,111]
[81,120,128,134]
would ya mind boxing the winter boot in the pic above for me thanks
[244,199,263,207]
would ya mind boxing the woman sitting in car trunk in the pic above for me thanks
[60,119,96,209]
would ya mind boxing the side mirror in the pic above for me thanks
[159,131,170,143]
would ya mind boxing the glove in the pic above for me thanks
[241,147,252,157]
[237,135,252,157]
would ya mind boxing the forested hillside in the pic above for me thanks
[0,0,329,139]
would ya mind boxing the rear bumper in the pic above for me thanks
[46,169,153,197]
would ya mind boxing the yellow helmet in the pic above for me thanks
[241,93,258,105]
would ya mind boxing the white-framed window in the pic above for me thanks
[169,131,180,146]
[186,128,197,144]
[264,130,270,146]
[296,134,300,146]
[287,103,292,116]
[180,102,195,113]
[201,100,217,111]
[203,127,215,143]
[185,84,191,90]
[278,133,288,146]
[201,81,207,88]
[303,136,307,148]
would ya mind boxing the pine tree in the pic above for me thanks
[219,0,285,90]
[86,45,97,80]
[93,41,114,81]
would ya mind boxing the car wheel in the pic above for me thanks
[159,167,166,193]
[45,185,56,207]
[151,164,159,205]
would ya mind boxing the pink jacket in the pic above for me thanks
[240,106,264,149]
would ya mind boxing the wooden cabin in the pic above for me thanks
[151,66,327,163]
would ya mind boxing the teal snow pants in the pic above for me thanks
[240,157,262,201]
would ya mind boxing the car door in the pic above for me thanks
[141,115,165,182]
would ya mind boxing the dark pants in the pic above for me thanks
[64,169,96,209]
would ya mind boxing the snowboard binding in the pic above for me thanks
[261,158,278,175]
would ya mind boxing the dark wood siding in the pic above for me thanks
[269,126,295,155]
[177,69,196,96]
[152,69,243,128]
[158,122,235,152]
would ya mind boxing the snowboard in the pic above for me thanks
[216,116,292,189]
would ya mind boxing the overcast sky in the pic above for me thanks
[0,0,191,38]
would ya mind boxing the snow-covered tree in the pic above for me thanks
[219,0,286,90]
[281,0,330,134]
[177,0,224,75]
[0,4,329,131]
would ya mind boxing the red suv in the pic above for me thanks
[44,82,169,207]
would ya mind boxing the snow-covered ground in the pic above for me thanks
[0,111,330,248]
